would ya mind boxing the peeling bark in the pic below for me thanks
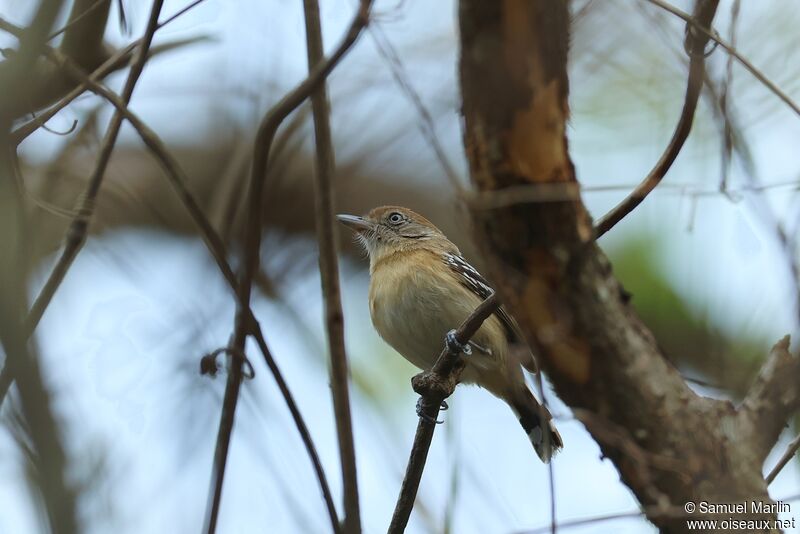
[458,1,799,531]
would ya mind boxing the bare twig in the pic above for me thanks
[7,38,130,144]
[23,0,164,349]
[302,0,360,531]
[388,293,499,534]
[203,3,373,532]
[467,179,800,209]
[717,0,740,194]
[367,22,462,192]
[702,69,800,328]
[7,0,207,142]
[766,432,800,485]
[595,0,719,237]
[37,116,78,136]
[644,0,800,118]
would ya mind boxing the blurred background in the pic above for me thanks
[1,0,799,532]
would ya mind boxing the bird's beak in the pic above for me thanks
[336,214,374,233]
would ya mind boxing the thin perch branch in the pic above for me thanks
[302,0,360,531]
[203,2,373,532]
[595,0,719,237]
[388,293,499,534]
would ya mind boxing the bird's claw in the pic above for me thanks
[446,329,471,356]
[416,397,445,424]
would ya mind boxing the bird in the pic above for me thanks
[337,205,562,462]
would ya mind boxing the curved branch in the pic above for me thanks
[594,0,718,237]
[203,2,373,532]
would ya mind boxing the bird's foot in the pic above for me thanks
[468,340,492,356]
[446,329,471,356]
[415,397,447,424]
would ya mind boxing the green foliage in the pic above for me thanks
[609,234,767,396]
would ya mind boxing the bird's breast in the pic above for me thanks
[368,250,505,372]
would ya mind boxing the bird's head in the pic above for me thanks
[337,206,453,266]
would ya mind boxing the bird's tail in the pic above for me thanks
[509,387,563,463]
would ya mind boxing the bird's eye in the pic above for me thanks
[387,212,404,225]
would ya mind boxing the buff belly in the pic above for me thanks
[369,258,511,397]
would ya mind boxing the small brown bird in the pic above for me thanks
[338,206,562,462]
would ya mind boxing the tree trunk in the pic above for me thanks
[457,1,799,532]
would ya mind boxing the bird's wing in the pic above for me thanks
[443,253,538,372]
